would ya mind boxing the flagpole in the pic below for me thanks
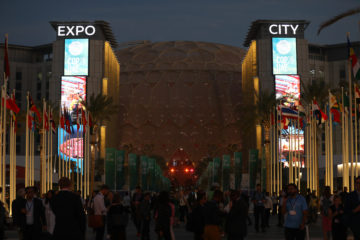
[270,110,273,195]
[306,106,309,190]
[273,107,277,195]
[2,86,6,204]
[297,109,301,189]
[50,107,53,189]
[355,84,358,182]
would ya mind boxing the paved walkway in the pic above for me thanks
[4,214,354,239]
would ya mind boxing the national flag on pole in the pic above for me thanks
[3,34,10,83]
[29,96,41,123]
[28,114,34,130]
[64,107,72,134]
[43,110,49,131]
[329,91,341,123]
[279,105,298,119]
[312,99,327,125]
[347,34,360,80]
[81,110,87,133]
[76,108,80,131]
[50,112,56,134]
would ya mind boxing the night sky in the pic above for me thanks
[1,0,360,48]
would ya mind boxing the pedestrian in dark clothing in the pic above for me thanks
[51,177,86,240]
[252,184,266,232]
[345,176,360,240]
[225,190,248,240]
[12,188,26,240]
[203,190,226,240]
[155,191,172,240]
[132,186,143,237]
[329,195,347,240]
[140,192,152,240]
[186,191,206,240]
[21,187,46,240]
[107,193,129,240]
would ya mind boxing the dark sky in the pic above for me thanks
[1,0,360,48]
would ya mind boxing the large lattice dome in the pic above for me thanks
[116,41,245,163]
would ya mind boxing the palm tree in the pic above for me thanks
[318,7,360,35]
[301,78,329,109]
[80,93,118,192]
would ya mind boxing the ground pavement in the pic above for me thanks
[5,214,346,240]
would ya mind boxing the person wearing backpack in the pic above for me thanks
[186,191,206,240]
[320,186,332,240]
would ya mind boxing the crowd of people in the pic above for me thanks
[0,176,358,240]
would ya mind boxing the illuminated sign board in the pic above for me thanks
[59,76,86,162]
[275,75,300,106]
[281,134,304,152]
[64,39,89,76]
[269,24,299,35]
[272,38,297,75]
[57,25,96,37]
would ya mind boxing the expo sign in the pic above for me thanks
[57,25,96,37]
[269,24,299,35]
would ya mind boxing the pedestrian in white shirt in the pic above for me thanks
[264,192,273,228]
[93,185,109,240]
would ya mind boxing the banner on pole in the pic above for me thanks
[105,148,116,190]
[249,149,259,191]
[115,150,125,190]
[234,152,243,190]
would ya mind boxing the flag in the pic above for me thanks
[43,110,49,131]
[312,99,327,125]
[281,116,289,130]
[50,112,56,134]
[29,96,41,123]
[3,35,10,82]
[27,113,34,130]
[279,105,298,119]
[329,92,341,123]
[298,102,306,117]
[348,35,360,80]
[81,110,87,134]
[342,92,350,114]
[76,108,80,131]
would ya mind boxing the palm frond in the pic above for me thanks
[318,7,360,35]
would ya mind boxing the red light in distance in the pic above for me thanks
[170,168,175,173]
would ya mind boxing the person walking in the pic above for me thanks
[107,193,129,240]
[43,190,56,237]
[281,184,308,240]
[186,191,206,240]
[51,177,86,240]
[344,176,360,240]
[328,195,347,240]
[271,192,278,216]
[264,192,272,228]
[140,192,152,240]
[22,187,46,240]
[132,186,143,237]
[93,185,110,240]
[252,184,266,232]
[179,191,188,224]
[225,190,248,240]
[202,190,226,240]
[155,191,172,240]
[320,186,332,240]
[12,188,26,240]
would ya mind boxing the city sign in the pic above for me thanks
[64,39,89,76]
[57,25,96,37]
[272,38,297,75]
[269,24,299,35]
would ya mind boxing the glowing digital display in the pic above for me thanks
[64,39,89,76]
[272,38,297,75]
[275,75,300,106]
[59,76,86,163]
